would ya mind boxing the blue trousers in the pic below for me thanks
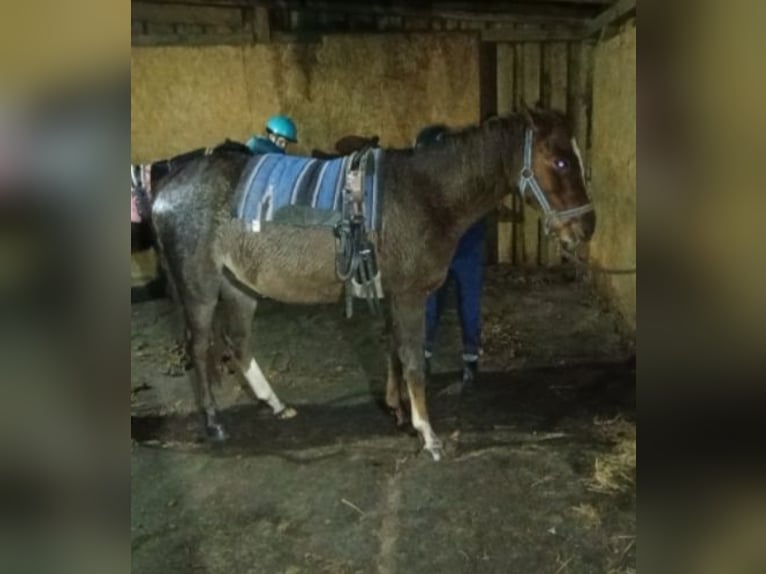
[425,222,484,362]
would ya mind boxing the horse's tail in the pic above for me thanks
[131,163,155,223]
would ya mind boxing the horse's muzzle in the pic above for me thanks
[558,210,595,251]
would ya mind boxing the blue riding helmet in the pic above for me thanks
[265,115,298,143]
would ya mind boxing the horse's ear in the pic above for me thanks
[520,101,539,131]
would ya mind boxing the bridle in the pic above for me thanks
[517,128,594,235]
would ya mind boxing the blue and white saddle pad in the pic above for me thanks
[232,150,383,234]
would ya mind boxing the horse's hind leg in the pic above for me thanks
[219,278,297,419]
[390,295,443,461]
[184,296,227,441]
[154,229,226,440]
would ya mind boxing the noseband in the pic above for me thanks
[517,128,594,235]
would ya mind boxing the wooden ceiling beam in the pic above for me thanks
[583,0,636,37]
[482,25,586,42]
[133,0,607,19]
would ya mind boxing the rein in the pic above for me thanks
[518,128,594,234]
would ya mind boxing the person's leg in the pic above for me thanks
[453,253,483,389]
[424,274,450,377]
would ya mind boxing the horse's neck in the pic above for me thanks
[416,120,523,238]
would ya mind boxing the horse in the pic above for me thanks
[146,106,595,461]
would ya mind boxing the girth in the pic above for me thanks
[333,146,383,317]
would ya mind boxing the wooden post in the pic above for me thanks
[496,42,515,264]
[479,41,498,265]
[568,41,594,179]
[253,4,271,43]
[512,42,525,266]
[539,41,569,266]
[567,40,595,262]
[521,42,542,267]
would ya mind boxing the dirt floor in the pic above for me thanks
[131,263,636,574]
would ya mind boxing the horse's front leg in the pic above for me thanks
[391,295,443,461]
[383,302,408,426]
[385,352,408,427]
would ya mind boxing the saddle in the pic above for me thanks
[230,143,384,317]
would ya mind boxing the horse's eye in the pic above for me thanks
[554,159,569,170]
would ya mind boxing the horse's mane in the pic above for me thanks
[411,108,572,154]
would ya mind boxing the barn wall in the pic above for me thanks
[493,39,593,267]
[589,23,636,329]
[131,33,480,163]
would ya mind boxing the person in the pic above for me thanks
[245,114,298,155]
[414,124,486,391]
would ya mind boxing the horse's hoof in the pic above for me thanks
[425,441,444,462]
[276,406,298,420]
[206,424,228,442]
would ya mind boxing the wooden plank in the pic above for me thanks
[567,42,594,178]
[521,42,542,266]
[253,5,271,42]
[145,21,176,35]
[566,40,594,263]
[132,31,253,45]
[583,0,636,38]
[139,0,612,6]
[135,0,249,5]
[479,41,498,265]
[138,0,599,24]
[547,42,569,112]
[269,1,601,21]
[512,42,524,265]
[496,42,515,264]
[496,43,515,115]
[539,41,569,266]
[132,2,244,26]
[482,26,584,43]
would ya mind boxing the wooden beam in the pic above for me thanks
[271,2,600,22]
[521,42,542,267]
[496,42,515,264]
[583,0,636,38]
[253,4,271,42]
[131,31,253,45]
[481,26,584,43]
[142,0,614,5]
[132,2,244,26]
[134,0,249,6]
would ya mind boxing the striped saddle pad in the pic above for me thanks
[232,150,383,233]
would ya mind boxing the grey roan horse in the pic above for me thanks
[147,106,595,461]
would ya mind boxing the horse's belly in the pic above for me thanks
[221,224,343,304]
[227,264,343,304]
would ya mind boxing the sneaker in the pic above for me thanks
[461,360,478,391]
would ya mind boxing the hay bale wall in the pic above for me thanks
[131,33,480,163]
[589,22,636,330]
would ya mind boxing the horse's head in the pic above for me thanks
[516,105,596,252]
